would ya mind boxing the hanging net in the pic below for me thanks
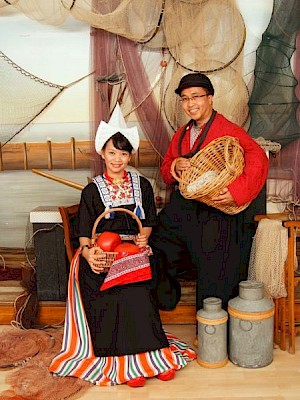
[0,0,69,25]
[248,0,300,147]
[162,0,245,73]
[0,51,64,145]
[248,218,288,299]
[247,0,300,214]
[64,0,165,43]
[163,63,249,131]
[0,51,93,146]
[1,0,251,137]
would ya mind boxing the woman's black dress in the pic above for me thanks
[77,177,169,357]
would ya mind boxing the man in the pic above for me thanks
[151,73,269,313]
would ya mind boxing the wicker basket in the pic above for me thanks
[170,136,250,215]
[90,207,143,271]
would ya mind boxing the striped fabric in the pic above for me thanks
[49,249,196,386]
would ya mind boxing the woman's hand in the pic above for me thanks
[82,246,107,274]
[134,233,148,249]
[134,227,152,250]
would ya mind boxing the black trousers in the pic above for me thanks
[150,191,251,311]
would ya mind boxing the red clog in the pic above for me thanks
[156,369,176,381]
[126,376,146,387]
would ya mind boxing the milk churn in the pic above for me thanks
[196,297,228,368]
[228,280,274,368]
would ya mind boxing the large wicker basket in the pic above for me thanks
[170,136,250,215]
[90,207,143,271]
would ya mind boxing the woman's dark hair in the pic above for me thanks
[102,132,133,153]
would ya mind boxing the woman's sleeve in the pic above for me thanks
[78,183,101,238]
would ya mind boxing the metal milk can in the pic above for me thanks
[196,297,228,368]
[228,280,274,368]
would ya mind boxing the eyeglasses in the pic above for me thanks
[179,94,209,104]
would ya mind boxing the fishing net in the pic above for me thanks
[0,0,165,42]
[247,0,300,212]
[0,0,69,25]
[68,0,165,43]
[0,50,92,149]
[0,51,65,145]
[164,64,249,131]
[248,0,300,147]
[248,218,288,298]
[162,0,246,73]
[0,0,252,153]
[0,327,90,399]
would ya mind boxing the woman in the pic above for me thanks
[49,104,196,387]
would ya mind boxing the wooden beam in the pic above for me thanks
[0,302,197,326]
[31,169,84,191]
[70,137,76,169]
[23,142,28,170]
[0,139,159,171]
[47,140,53,170]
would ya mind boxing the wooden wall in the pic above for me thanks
[0,139,161,171]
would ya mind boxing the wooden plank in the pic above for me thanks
[23,142,28,170]
[37,302,197,325]
[254,213,291,222]
[37,301,66,325]
[71,137,76,169]
[0,304,15,324]
[1,300,300,326]
[0,140,160,170]
[47,140,53,170]
[159,305,196,324]
[0,302,196,325]
[0,247,34,268]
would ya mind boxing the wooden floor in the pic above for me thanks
[1,248,300,399]
[0,324,299,400]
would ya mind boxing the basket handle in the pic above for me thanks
[224,138,243,175]
[170,157,187,183]
[91,207,143,246]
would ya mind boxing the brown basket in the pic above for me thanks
[170,136,250,215]
[90,207,143,271]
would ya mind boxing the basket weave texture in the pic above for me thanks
[90,207,143,271]
[170,136,250,215]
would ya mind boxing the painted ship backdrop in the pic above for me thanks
[1,0,300,330]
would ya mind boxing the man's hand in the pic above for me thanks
[212,187,236,205]
[175,158,191,174]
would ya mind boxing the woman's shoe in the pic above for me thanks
[156,369,176,381]
[126,376,146,387]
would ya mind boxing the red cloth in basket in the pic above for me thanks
[100,248,152,291]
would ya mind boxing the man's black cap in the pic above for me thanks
[175,73,214,96]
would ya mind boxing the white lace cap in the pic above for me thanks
[95,103,139,154]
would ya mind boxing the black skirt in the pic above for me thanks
[78,257,169,357]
